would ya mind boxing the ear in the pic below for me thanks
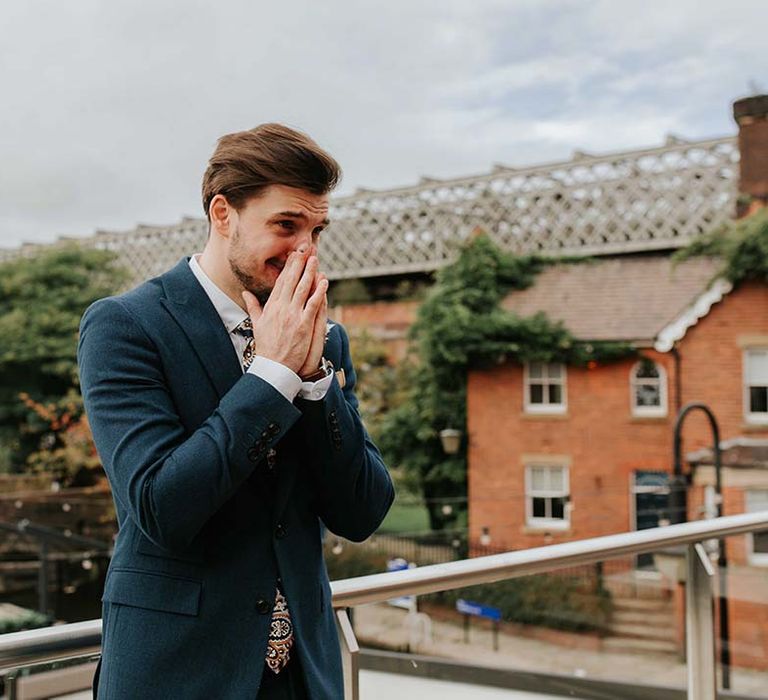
[209,194,235,240]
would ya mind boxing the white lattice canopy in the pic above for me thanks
[1,136,738,287]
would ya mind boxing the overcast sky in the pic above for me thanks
[0,0,765,249]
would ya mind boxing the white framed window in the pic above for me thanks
[744,349,768,424]
[524,362,567,414]
[630,359,668,417]
[525,464,570,529]
[746,490,768,566]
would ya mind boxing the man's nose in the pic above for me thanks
[293,230,316,256]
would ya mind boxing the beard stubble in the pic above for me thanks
[228,226,274,306]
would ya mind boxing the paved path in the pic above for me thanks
[55,672,570,700]
[354,602,768,697]
[361,670,572,699]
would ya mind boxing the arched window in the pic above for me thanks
[630,359,667,417]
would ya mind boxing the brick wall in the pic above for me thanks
[734,94,768,211]
[676,281,768,445]
[330,300,419,362]
[467,281,768,551]
[467,353,675,551]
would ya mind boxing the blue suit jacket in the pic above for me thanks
[77,258,394,699]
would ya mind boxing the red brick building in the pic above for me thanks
[465,95,768,669]
[467,265,768,551]
[327,95,768,667]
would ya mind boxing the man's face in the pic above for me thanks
[226,184,329,305]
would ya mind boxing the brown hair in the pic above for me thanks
[201,123,341,219]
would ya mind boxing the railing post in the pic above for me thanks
[4,669,19,700]
[38,540,49,615]
[686,543,716,700]
[335,608,359,700]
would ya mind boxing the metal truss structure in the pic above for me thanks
[1,136,738,286]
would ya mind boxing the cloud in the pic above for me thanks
[0,0,765,248]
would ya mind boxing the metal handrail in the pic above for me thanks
[334,510,768,607]
[2,511,767,667]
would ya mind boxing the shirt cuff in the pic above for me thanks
[247,356,302,402]
[299,368,334,401]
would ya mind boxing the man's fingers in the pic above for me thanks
[274,249,309,303]
[241,290,262,321]
[304,276,328,315]
[299,290,328,376]
[314,293,328,344]
[292,256,319,305]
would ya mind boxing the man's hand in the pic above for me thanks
[241,249,328,374]
[297,272,328,378]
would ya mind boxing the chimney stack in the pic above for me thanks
[733,95,768,218]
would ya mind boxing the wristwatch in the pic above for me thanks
[300,357,333,383]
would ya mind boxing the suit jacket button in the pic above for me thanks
[268,423,280,436]
[256,599,271,615]
[275,523,287,539]
[247,447,260,463]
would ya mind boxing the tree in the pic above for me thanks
[0,246,127,473]
[346,329,406,442]
[379,232,633,531]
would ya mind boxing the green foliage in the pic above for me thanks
[673,208,768,285]
[0,607,52,634]
[0,438,14,474]
[20,389,102,484]
[329,278,372,305]
[392,279,428,301]
[323,541,391,580]
[348,329,410,442]
[428,573,612,633]
[0,246,126,472]
[379,233,634,530]
[378,501,431,534]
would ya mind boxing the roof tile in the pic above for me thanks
[501,255,722,343]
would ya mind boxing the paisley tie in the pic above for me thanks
[234,317,294,674]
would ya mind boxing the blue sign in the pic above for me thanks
[456,598,502,622]
[387,558,415,610]
[387,558,409,573]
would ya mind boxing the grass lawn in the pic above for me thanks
[378,501,431,533]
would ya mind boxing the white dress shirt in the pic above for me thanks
[188,255,332,402]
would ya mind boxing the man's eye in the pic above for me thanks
[313,227,324,239]
[277,220,295,232]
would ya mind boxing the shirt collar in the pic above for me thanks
[188,255,248,333]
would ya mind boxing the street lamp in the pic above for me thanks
[672,402,730,690]
[439,428,461,455]
[479,527,491,547]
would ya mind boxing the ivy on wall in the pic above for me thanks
[379,232,634,531]
[673,208,768,285]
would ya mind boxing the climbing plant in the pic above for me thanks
[379,232,634,531]
[673,208,768,285]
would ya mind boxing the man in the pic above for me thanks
[78,123,394,699]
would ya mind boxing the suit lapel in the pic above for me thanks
[159,258,243,399]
